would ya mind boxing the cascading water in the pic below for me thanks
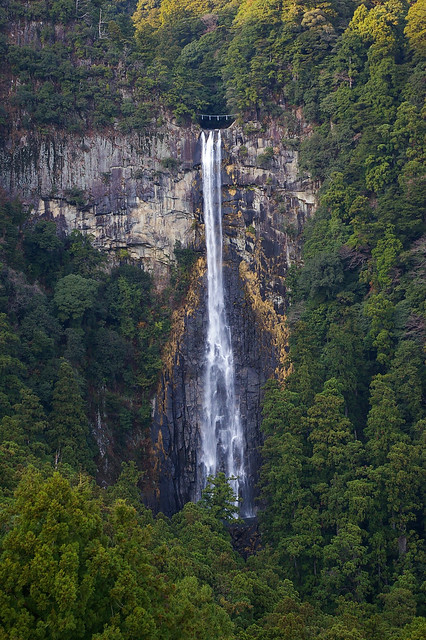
[200,129,252,517]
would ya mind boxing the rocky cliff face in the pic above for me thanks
[147,121,318,515]
[0,123,201,281]
[0,118,317,513]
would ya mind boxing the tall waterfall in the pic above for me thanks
[200,130,251,517]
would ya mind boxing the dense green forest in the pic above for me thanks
[0,0,425,637]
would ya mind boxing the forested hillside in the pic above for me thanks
[0,0,425,638]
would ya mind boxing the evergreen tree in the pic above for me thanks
[199,472,240,523]
[0,313,25,419]
[365,374,406,466]
[48,359,94,471]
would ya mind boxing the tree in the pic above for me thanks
[66,230,106,277]
[199,472,240,523]
[404,0,426,57]
[107,461,144,510]
[320,523,370,604]
[381,572,418,629]
[0,470,104,640]
[371,225,402,289]
[167,575,234,640]
[53,274,99,324]
[321,304,366,421]
[389,341,424,427]
[0,313,25,419]
[399,617,426,640]
[24,220,64,285]
[364,374,405,466]
[364,292,395,365]
[48,358,93,471]
[0,387,47,454]
[307,378,354,475]
[383,442,423,551]
[0,193,27,268]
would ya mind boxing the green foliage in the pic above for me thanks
[256,147,274,168]
[3,0,147,131]
[66,230,106,277]
[106,461,144,510]
[405,0,426,58]
[0,387,48,455]
[24,220,64,285]
[48,358,94,470]
[0,312,25,419]
[3,0,425,136]
[64,187,86,207]
[371,225,402,289]
[0,192,27,269]
[199,472,240,523]
[258,3,425,604]
[160,156,181,170]
[54,274,99,323]
[170,240,198,303]
[0,1,425,637]
[0,471,104,640]
[0,204,172,491]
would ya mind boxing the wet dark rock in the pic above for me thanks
[149,122,317,515]
[227,518,262,559]
[150,255,277,516]
[0,119,317,510]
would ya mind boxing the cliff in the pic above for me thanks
[0,118,317,512]
[0,123,201,281]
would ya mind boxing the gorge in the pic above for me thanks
[0,118,317,514]
[0,0,424,635]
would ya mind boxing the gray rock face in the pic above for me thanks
[0,124,201,281]
[150,255,278,515]
[148,122,318,515]
[0,119,317,512]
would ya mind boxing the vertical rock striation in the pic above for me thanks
[0,119,317,511]
[0,125,201,282]
[149,121,317,515]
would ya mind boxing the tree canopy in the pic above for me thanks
[0,0,424,636]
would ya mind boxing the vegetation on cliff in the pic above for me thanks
[0,199,173,478]
[0,0,425,638]
[258,0,425,628]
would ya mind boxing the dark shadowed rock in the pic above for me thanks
[0,119,317,509]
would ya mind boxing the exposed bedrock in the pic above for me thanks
[0,118,317,511]
[150,250,280,515]
[0,123,201,282]
[148,122,318,514]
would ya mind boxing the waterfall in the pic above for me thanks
[200,129,252,517]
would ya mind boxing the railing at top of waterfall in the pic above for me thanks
[197,114,237,129]
[198,114,237,121]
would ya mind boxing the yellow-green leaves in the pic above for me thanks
[405,0,426,57]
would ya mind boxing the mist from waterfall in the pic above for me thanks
[200,129,252,517]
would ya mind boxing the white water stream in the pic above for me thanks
[200,130,251,516]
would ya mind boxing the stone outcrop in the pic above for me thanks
[0,124,201,281]
[0,118,317,514]
[147,121,318,514]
